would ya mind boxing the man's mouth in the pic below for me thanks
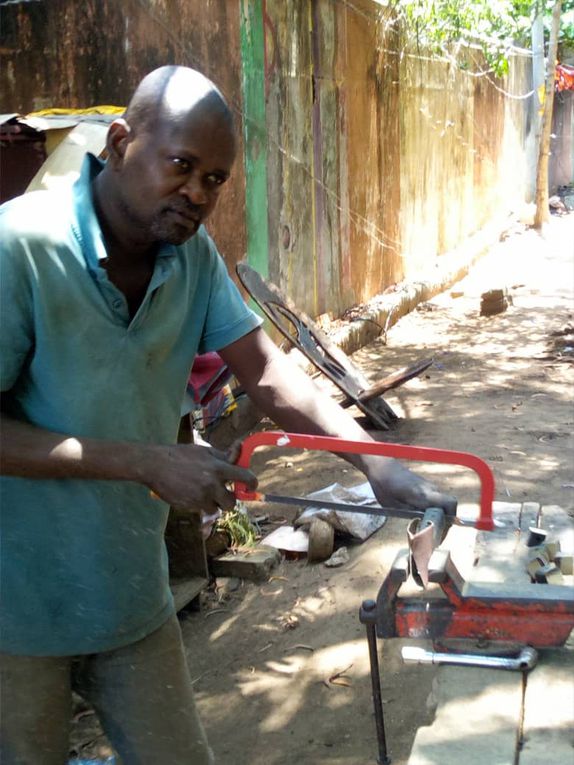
[168,208,201,229]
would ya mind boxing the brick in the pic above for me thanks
[210,544,281,582]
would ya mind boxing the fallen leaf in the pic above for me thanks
[330,676,351,687]
[279,614,299,631]
[327,663,354,688]
[285,644,314,653]
[204,608,229,618]
[260,587,284,596]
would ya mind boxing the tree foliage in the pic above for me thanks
[392,0,573,76]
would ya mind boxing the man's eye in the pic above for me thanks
[172,158,191,172]
[206,173,225,187]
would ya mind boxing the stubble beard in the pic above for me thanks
[150,212,196,246]
[117,194,196,247]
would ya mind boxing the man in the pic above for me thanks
[0,66,454,764]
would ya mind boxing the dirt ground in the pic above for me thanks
[72,213,573,764]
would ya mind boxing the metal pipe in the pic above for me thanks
[363,600,391,764]
[401,645,538,671]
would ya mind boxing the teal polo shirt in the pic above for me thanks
[0,154,262,656]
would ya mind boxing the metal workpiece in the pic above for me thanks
[401,645,539,671]
[407,506,447,587]
[420,507,447,547]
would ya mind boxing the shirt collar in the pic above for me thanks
[71,153,176,270]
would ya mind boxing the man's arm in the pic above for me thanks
[0,411,257,513]
[219,328,456,512]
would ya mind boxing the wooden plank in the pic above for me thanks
[519,646,574,764]
[170,576,209,612]
[165,511,209,580]
[471,501,526,583]
[539,504,574,552]
[210,544,281,582]
[468,502,549,584]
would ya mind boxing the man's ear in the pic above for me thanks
[106,119,132,167]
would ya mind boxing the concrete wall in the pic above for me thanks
[260,0,403,317]
[399,47,533,277]
[258,2,534,315]
[550,91,574,192]
[1,0,538,320]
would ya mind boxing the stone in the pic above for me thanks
[480,288,512,317]
[408,667,523,765]
[555,552,574,575]
[324,546,350,568]
[534,562,563,584]
[520,647,574,764]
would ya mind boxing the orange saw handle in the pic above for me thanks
[234,431,495,531]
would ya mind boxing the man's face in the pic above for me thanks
[114,106,236,246]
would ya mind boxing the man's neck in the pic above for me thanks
[92,171,156,264]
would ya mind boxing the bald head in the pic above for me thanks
[96,65,237,250]
[125,66,234,137]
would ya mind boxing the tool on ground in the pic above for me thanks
[237,262,433,430]
[401,645,538,671]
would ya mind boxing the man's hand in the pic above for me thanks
[363,455,457,516]
[220,329,457,517]
[145,442,258,514]
[0,414,257,515]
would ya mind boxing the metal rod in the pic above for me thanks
[243,492,479,527]
[401,645,538,671]
[262,493,425,521]
[364,607,391,764]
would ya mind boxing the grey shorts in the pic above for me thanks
[0,614,214,765]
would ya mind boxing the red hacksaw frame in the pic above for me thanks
[235,430,495,531]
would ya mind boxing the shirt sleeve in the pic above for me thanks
[0,207,35,392]
[197,233,263,354]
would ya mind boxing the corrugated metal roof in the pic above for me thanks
[0,1,43,6]
[1,113,117,131]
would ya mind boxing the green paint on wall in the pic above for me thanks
[240,0,269,280]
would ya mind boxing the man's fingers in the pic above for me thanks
[225,439,243,465]
[219,462,259,490]
[201,442,257,489]
[214,488,237,512]
[203,445,229,462]
[418,484,458,514]
[194,443,257,490]
[377,474,457,515]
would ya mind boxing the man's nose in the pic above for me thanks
[180,173,207,205]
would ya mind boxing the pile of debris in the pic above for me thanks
[549,184,574,215]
